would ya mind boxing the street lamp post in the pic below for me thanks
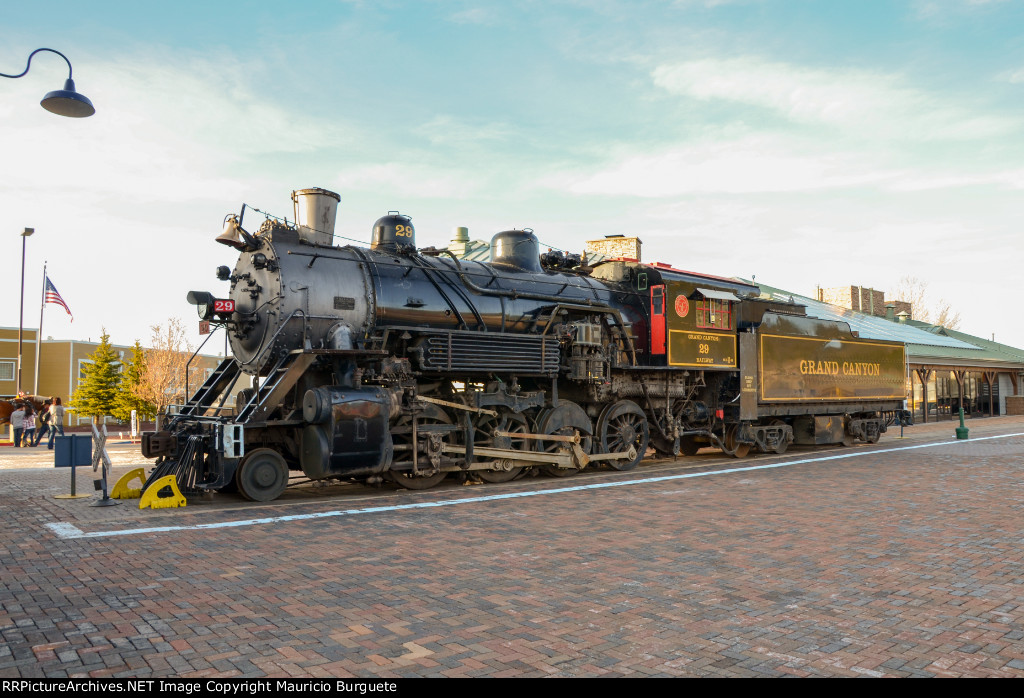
[17,227,35,396]
[0,48,95,118]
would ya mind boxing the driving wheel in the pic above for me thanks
[597,400,649,471]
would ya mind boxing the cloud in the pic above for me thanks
[542,135,895,197]
[651,57,1018,142]
[913,0,1011,19]
[0,51,358,209]
[413,115,519,146]
[333,161,487,199]
[448,7,503,26]
[998,66,1024,83]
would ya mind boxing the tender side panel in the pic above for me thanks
[759,334,906,402]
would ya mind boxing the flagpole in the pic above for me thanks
[34,261,46,396]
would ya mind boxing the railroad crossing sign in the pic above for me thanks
[90,424,117,507]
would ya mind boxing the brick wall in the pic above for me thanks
[586,236,642,262]
[819,286,911,319]
[1006,396,1024,416]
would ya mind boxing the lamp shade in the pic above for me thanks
[40,78,95,118]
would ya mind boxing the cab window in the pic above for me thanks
[696,300,732,330]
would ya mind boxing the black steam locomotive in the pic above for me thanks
[142,189,909,501]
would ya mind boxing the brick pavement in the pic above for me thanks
[1,417,1023,677]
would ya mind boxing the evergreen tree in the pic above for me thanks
[113,341,156,422]
[69,331,122,421]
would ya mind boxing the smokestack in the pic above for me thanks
[292,188,340,246]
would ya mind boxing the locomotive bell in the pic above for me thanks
[216,215,258,251]
[371,212,415,252]
[490,229,543,273]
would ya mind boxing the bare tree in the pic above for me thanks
[136,318,202,416]
[933,300,962,331]
[889,276,961,330]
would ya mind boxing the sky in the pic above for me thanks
[2,0,1023,352]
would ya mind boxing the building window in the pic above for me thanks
[696,300,732,330]
[0,361,14,381]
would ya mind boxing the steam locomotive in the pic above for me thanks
[141,188,909,501]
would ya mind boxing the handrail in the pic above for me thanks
[183,323,223,400]
[181,308,307,417]
[248,308,308,397]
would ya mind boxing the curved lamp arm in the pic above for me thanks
[0,47,95,118]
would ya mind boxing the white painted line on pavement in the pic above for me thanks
[45,431,1024,540]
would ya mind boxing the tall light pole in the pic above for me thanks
[17,227,35,395]
[0,48,95,118]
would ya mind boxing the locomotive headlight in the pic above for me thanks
[187,290,237,321]
[187,290,216,321]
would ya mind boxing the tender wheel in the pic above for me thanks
[387,403,451,490]
[537,402,593,478]
[597,400,649,471]
[236,448,289,502]
[724,425,751,459]
[475,411,529,483]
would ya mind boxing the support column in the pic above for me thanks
[983,371,998,417]
[952,369,967,420]
[915,368,934,424]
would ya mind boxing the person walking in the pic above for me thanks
[47,397,66,450]
[21,405,35,449]
[33,399,52,446]
[10,403,25,447]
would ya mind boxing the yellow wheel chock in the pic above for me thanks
[139,475,187,510]
[112,468,146,499]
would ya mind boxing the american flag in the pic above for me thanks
[44,276,73,321]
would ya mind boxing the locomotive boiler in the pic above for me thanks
[142,188,909,501]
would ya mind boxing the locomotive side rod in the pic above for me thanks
[440,443,634,470]
[416,395,497,416]
[491,430,637,468]
[494,430,581,444]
